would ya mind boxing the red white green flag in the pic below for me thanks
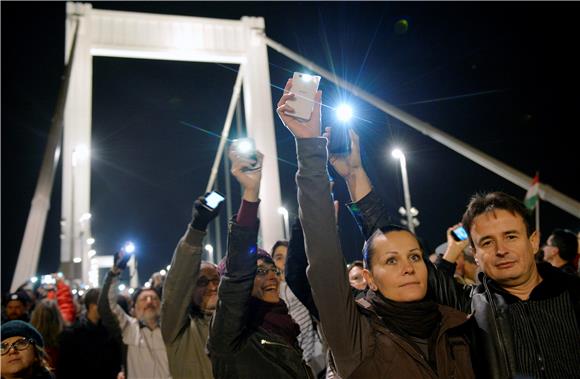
[524,173,540,210]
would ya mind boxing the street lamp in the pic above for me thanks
[391,148,419,232]
[205,244,214,263]
[278,207,290,240]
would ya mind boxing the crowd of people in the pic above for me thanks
[2,77,580,379]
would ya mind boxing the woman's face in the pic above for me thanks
[363,231,428,302]
[348,266,367,291]
[251,259,281,303]
[1,336,37,377]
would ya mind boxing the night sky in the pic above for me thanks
[2,2,579,293]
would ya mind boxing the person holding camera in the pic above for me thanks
[160,193,223,379]
[277,79,475,379]
[99,250,170,379]
[207,146,313,378]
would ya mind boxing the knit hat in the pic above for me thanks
[3,291,30,306]
[217,247,272,277]
[1,320,44,347]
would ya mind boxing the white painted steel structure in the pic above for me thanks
[58,3,282,287]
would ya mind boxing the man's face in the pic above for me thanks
[470,209,539,287]
[272,245,288,278]
[348,266,367,291]
[134,289,161,322]
[192,264,220,313]
[251,259,281,303]
[5,301,26,321]
[541,235,559,261]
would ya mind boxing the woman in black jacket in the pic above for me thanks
[208,146,313,379]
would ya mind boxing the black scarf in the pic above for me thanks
[248,297,301,346]
[367,290,442,339]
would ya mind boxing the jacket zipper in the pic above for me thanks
[482,275,512,376]
[260,339,315,379]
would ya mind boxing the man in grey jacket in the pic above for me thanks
[160,195,222,379]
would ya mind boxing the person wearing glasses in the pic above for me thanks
[160,195,223,379]
[1,320,53,379]
[208,147,313,378]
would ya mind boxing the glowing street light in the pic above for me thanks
[390,147,418,232]
[335,103,353,123]
[278,207,290,240]
[205,244,214,263]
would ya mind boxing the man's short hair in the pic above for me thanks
[550,229,578,262]
[462,192,535,244]
[83,288,100,311]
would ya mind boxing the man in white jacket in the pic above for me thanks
[100,257,171,379]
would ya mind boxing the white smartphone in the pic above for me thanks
[285,72,321,121]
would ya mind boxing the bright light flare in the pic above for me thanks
[160,269,167,276]
[278,207,288,217]
[88,249,96,258]
[236,139,253,154]
[30,277,38,284]
[205,244,214,255]
[128,288,135,295]
[73,257,82,263]
[391,148,404,160]
[336,104,353,122]
[87,237,95,245]
[79,213,92,223]
[124,242,136,254]
[118,284,126,291]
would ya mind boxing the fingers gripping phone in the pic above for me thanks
[285,72,321,121]
[232,138,259,172]
[202,190,225,211]
[115,250,133,271]
[328,125,351,155]
[451,226,469,241]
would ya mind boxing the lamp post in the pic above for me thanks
[391,148,418,233]
[278,207,290,240]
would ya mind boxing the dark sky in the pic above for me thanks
[2,2,579,293]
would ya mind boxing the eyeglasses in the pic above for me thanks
[256,266,282,277]
[196,277,220,287]
[1,338,33,355]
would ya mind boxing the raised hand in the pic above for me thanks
[443,224,470,263]
[325,127,363,180]
[191,194,223,231]
[229,145,264,202]
[276,78,322,139]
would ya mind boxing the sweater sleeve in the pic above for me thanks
[208,216,260,359]
[160,226,206,344]
[296,137,371,378]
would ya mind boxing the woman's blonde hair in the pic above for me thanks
[30,299,64,348]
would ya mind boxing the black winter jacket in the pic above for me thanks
[208,219,313,379]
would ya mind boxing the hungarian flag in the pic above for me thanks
[524,173,540,210]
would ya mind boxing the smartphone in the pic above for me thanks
[285,72,321,121]
[203,190,225,211]
[451,226,468,241]
[115,250,133,270]
[328,125,351,155]
[232,138,259,171]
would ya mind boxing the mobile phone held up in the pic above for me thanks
[232,138,259,172]
[328,125,351,155]
[115,250,133,270]
[451,226,469,241]
[286,72,321,121]
[203,190,225,211]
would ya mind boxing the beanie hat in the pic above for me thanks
[1,320,44,348]
[217,247,273,277]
